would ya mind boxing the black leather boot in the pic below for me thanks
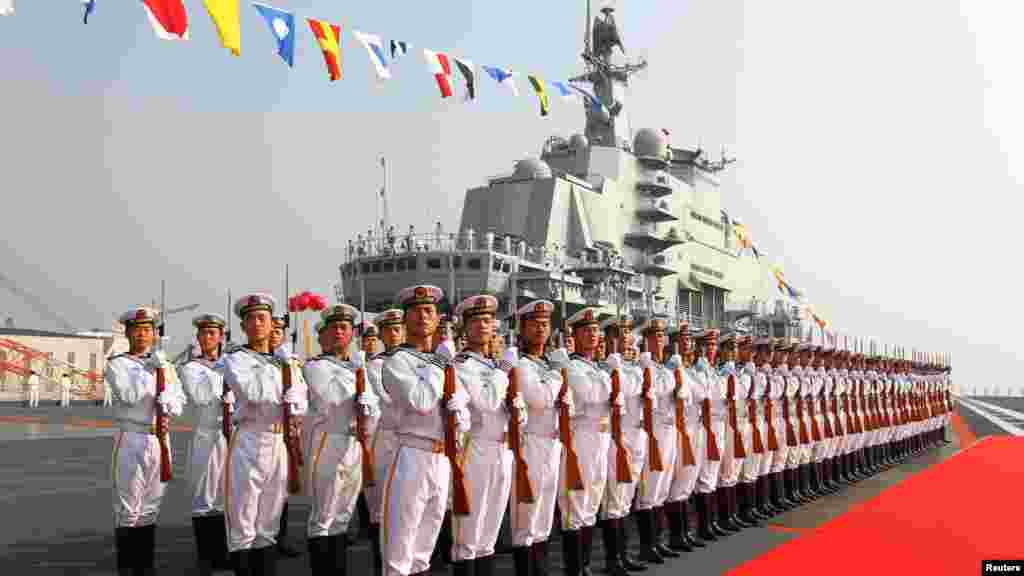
[561,530,582,576]
[307,537,330,575]
[277,503,302,558]
[718,488,741,532]
[115,527,135,576]
[600,520,629,576]
[231,549,251,576]
[532,540,550,576]
[369,524,382,576]
[695,493,716,542]
[652,506,681,557]
[738,483,762,525]
[707,492,730,537]
[665,501,692,552]
[513,546,532,576]
[193,517,214,576]
[256,545,280,576]
[635,509,664,564]
[137,524,156,575]
[617,517,648,571]
[331,534,349,576]
[452,559,474,576]
[475,554,496,576]
[580,524,595,576]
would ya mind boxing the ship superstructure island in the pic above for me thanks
[342,2,792,337]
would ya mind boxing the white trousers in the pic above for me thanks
[772,414,794,473]
[602,426,646,520]
[225,430,288,552]
[668,424,704,502]
[637,423,679,509]
[112,430,168,527]
[306,430,363,538]
[719,419,748,487]
[187,428,227,516]
[510,434,561,547]
[739,420,763,484]
[28,388,39,407]
[759,413,779,476]
[104,387,113,407]
[557,428,609,531]
[367,429,399,525]
[696,419,725,494]
[382,442,450,576]
[61,388,71,407]
[452,438,512,561]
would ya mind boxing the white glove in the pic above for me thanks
[146,351,166,370]
[222,390,236,406]
[283,386,304,405]
[498,347,519,373]
[644,385,657,401]
[446,387,470,412]
[274,343,292,362]
[639,352,655,370]
[667,354,683,370]
[606,353,623,371]
[548,348,570,367]
[351,350,366,370]
[510,392,528,424]
[435,340,456,362]
[676,384,691,401]
[559,391,576,418]
[455,408,471,435]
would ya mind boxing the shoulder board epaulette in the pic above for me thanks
[108,353,132,361]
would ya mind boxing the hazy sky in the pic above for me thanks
[0,1,1019,391]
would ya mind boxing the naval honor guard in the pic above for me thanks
[270,315,305,559]
[223,294,309,575]
[178,313,231,575]
[450,293,525,576]
[303,304,381,574]
[106,306,186,575]
[509,299,570,576]
[598,314,649,576]
[560,307,615,576]
[366,308,405,576]
[381,285,471,576]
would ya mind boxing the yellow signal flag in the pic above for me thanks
[204,0,241,56]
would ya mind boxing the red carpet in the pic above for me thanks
[728,436,1024,575]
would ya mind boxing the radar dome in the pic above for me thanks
[569,134,589,150]
[514,157,553,179]
[633,128,668,159]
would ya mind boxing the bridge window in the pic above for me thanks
[468,258,482,270]
[406,257,418,271]
[427,258,442,270]
[382,261,394,273]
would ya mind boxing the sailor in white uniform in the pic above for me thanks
[27,369,40,408]
[380,285,471,576]
[365,308,404,576]
[598,314,649,575]
[693,330,728,540]
[559,307,615,576]
[508,300,569,576]
[60,372,72,407]
[223,293,309,574]
[303,304,381,574]
[178,313,232,575]
[734,334,768,525]
[106,306,186,575]
[769,340,797,510]
[715,333,748,532]
[450,293,524,576]
[753,337,780,516]
[636,318,689,559]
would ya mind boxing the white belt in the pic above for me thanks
[118,420,157,435]
[399,434,445,454]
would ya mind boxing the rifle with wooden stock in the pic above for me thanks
[672,337,696,466]
[279,351,303,495]
[642,362,664,471]
[444,357,471,515]
[355,360,374,487]
[702,347,721,462]
[156,286,172,483]
[222,290,233,443]
[726,371,747,458]
[746,367,765,455]
[506,310,535,504]
[609,338,632,483]
[795,372,810,445]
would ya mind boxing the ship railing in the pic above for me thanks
[344,229,642,275]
